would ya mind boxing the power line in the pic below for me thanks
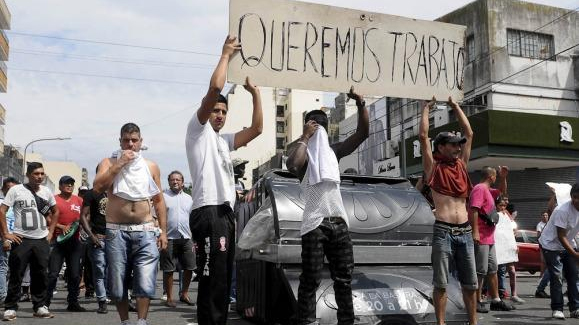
[10,67,209,86]
[12,48,215,69]
[6,31,220,57]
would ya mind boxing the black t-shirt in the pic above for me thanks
[82,190,107,235]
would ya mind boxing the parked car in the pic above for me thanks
[514,229,541,274]
[234,170,469,325]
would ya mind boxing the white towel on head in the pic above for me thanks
[112,150,160,201]
[305,127,340,185]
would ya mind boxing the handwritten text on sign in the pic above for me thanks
[228,0,466,100]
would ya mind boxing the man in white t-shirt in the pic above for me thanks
[538,183,579,319]
[535,210,551,298]
[286,87,368,325]
[186,35,263,325]
[0,162,59,320]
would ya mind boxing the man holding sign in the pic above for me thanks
[186,35,263,325]
[286,87,368,325]
[419,97,478,325]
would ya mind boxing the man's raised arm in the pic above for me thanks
[286,121,318,181]
[333,87,369,160]
[197,36,241,125]
[449,97,474,164]
[233,77,262,149]
[419,98,435,179]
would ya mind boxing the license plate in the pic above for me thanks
[352,288,433,315]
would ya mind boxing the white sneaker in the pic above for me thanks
[3,309,16,321]
[33,306,54,319]
[552,310,566,319]
[511,295,525,304]
[161,294,167,301]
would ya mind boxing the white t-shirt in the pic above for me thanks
[300,165,348,236]
[186,112,236,210]
[495,211,518,264]
[536,221,547,233]
[1,184,56,239]
[539,201,579,251]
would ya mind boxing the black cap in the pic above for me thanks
[433,131,467,149]
[59,175,75,185]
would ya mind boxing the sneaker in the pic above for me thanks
[33,306,54,319]
[161,294,167,302]
[120,320,132,325]
[535,290,550,298]
[136,319,149,325]
[570,310,579,318]
[67,303,87,312]
[97,301,108,314]
[3,310,16,321]
[490,300,515,311]
[477,301,489,313]
[18,293,30,302]
[510,296,525,304]
[552,310,565,319]
[128,301,138,312]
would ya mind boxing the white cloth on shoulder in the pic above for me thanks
[305,127,340,186]
[112,150,160,201]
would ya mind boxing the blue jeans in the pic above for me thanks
[0,250,8,300]
[105,229,159,301]
[432,224,478,290]
[537,269,550,292]
[543,249,579,312]
[90,238,107,302]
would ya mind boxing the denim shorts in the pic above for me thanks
[105,229,159,300]
[431,223,478,290]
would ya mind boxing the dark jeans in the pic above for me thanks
[4,238,50,311]
[190,204,235,325]
[542,248,579,312]
[296,218,354,325]
[81,241,94,294]
[47,237,83,306]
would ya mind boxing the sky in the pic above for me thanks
[2,0,578,187]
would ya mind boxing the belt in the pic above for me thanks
[106,222,157,232]
[434,223,472,236]
[323,216,344,224]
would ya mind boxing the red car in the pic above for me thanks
[514,230,541,274]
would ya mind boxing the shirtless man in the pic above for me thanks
[93,123,168,325]
[419,97,477,325]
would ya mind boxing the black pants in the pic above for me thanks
[190,204,235,325]
[5,238,50,311]
[81,241,94,295]
[296,219,354,325]
[46,237,83,306]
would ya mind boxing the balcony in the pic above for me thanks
[0,30,8,61]
[0,61,6,92]
[0,103,5,125]
[0,0,10,30]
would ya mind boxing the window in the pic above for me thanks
[507,29,554,60]
[276,137,285,149]
[466,35,475,63]
[276,121,285,133]
[276,105,285,117]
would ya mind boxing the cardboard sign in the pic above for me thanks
[228,0,466,100]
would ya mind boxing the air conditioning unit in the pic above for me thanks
[383,140,399,158]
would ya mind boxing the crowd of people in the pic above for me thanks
[0,35,578,325]
[419,97,579,324]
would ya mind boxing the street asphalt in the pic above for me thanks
[2,272,574,325]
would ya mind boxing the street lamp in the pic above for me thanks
[22,137,72,177]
